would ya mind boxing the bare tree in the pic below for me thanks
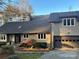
[0,0,32,22]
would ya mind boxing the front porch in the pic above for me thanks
[6,33,52,50]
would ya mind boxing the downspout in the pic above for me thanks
[50,22,54,50]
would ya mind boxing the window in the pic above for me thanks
[71,19,75,25]
[73,40,75,42]
[24,34,28,38]
[77,40,79,41]
[63,19,66,25]
[67,19,70,25]
[62,18,75,26]
[62,40,64,41]
[69,40,72,42]
[38,33,46,39]
[0,34,6,40]
[9,18,12,21]
[66,40,68,42]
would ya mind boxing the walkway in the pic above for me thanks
[39,48,79,59]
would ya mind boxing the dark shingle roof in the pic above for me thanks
[0,16,51,34]
[50,11,79,23]
[0,11,79,34]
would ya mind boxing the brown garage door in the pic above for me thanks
[54,36,79,48]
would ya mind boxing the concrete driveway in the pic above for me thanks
[39,48,79,59]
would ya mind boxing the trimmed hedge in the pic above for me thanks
[7,55,20,59]
[34,42,47,49]
[0,45,15,54]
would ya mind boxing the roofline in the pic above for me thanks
[0,32,51,34]
[50,11,79,14]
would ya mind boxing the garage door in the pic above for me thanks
[54,36,79,48]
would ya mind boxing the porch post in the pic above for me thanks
[11,35,15,45]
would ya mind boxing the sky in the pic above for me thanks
[28,0,79,15]
[1,0,79,15]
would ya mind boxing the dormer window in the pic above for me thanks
[62,18,76,26]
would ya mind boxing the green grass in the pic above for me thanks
[16,53,44,59]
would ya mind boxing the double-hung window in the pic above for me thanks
[24,34,29,38]
[0,34,6,40]
[62,18,75,26]
[38,33,46,39]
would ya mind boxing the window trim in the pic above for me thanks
[62,18,76,26]
[0,34,6,40]
[24,34,29,38]
[38,33,46,40]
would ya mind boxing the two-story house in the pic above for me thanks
[0,12,5,26]
[50,11,79,48]
[0,11,79,49]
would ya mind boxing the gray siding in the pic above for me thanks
[51,20,79,36]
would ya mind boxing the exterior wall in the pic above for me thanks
[8,15,30,22]
[51,24,54,48]
[0,34,7,42]
[8,16,20,22]
[46,34,51,48]
[60,20,79,36]
[11,35,15,42]
[0,33,51,48]
[51,20,79,48]
[9,35,15,44]
[21,33,51,48]
[51,20,79,36]
[0,17,4,26]
[0,13,4,26]
[0,20,4,26]
[7,34,15,44]
[21,34,37,41]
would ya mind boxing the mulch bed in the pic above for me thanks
[0,54,9,59]
[16,47,50,52]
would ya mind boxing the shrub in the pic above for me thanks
[35,42,47,49]
[0,42,6,47]
[1,45,15,54]
[19,43,27,47]
[7,55,20,59]
[30,39,36,48]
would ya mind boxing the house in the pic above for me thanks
[0,12,5,26]
[8,14,31,22]
[0,11,79,49]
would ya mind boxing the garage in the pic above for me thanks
[54,36,79,48]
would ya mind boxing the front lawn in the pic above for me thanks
[16,53,43,59]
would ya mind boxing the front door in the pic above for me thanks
[15,34,21,43]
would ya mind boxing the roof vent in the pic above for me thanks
[18,26,22,29]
